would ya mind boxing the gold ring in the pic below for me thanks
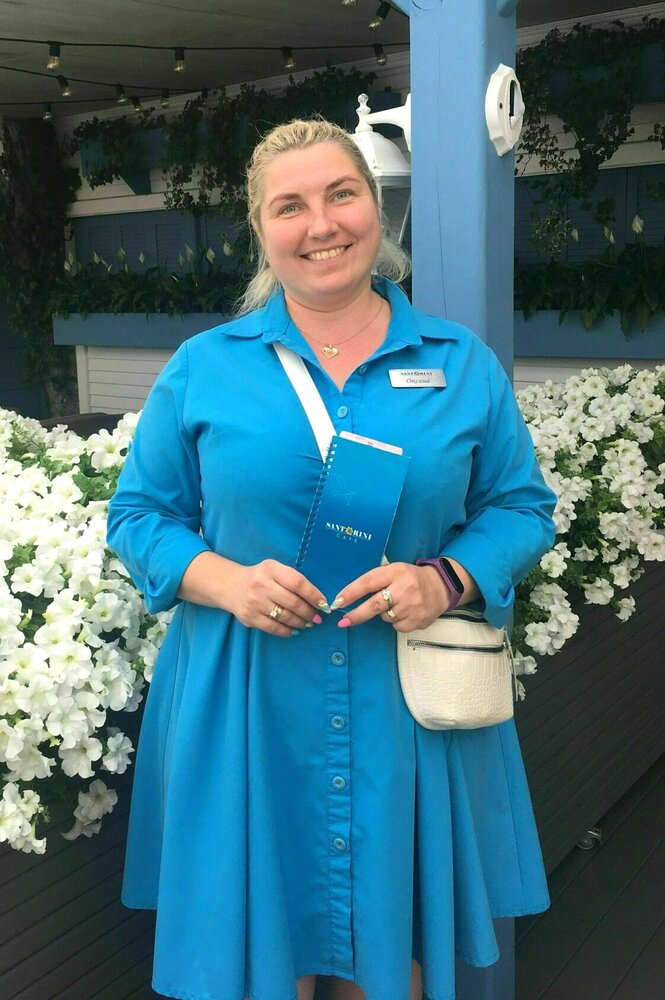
[386,607,396,620]
[269,604,284,620]
[381,588,394,608]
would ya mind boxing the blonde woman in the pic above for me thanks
[107,119,555,1000]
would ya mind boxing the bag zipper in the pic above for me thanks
[406,638,507,654]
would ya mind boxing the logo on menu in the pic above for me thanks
[325,522,373,543]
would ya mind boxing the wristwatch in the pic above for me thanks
[415,556,464,611]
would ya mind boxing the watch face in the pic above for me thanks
[439,558,464,594]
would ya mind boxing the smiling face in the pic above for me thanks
[255,142,382,311]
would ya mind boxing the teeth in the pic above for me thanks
[305,246,347,261]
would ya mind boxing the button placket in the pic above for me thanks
[325,636,353,971]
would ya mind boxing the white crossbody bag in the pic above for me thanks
[274,343,516,731]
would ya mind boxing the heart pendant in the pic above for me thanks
[322,345,339,359]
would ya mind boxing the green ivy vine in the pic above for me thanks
[0,119,80,415]
[516,16,665,256]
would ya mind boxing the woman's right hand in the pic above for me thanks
[230,559,328,637]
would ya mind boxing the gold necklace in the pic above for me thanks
[299,297,385,359]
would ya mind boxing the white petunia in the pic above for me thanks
[102,729,134,774]
[616,596,636,621]
[584,578,615,605]
[58,736,103,778]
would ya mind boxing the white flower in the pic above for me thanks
[58,736,103,778]
[573,544,597,562]
[102,729,134,774]
[637,531,665,561]
[525,622,553,656]
[616,596,636,621]
[540,549,566,578]
[584,578,615,605]
[76,778,118,823]
[631,214,644,235]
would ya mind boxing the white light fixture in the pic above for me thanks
[485,63,525,156]
[351,93,412,247]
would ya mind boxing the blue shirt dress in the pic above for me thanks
[106,278,556,1000]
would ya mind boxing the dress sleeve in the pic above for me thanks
[442,350,556,628]
[106,341,212,615]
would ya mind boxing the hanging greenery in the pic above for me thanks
[68,65,377,216]
[0,119,80,416]
[516,16,665,257]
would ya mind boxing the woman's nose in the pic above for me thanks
[307,203,338,239]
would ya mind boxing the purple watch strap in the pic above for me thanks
[416,557,463,610]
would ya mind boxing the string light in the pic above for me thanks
[132,96,142,113]
[160,88,170,108]
[42,102,52,120]
[116,83,127,105]
[341,0,358,6]
[173,47,185,73]
[57,74,72,97]
[373,44,387,66]
[281,46,296,71]
[46,41,61,71]
[369,2,391,30]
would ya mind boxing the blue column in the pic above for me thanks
[407,0,520,376]
[391,4,520,1000]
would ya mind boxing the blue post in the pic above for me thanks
[407,0,520,376]
[390,2,520,999]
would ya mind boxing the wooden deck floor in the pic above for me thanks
[516,753,665,1000]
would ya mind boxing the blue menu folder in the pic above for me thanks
[295,434,410,602]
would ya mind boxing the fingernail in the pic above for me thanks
[291,629,301,636]
[338,617,351,629]
[318,600,332,612]
[331,597,345,610]
[312,614,323,625]
[305,622,313,628]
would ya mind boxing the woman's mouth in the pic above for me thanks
[302,245,350,261]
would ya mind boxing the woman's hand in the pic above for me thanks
[230,559,328,637]
[332,562,452,633]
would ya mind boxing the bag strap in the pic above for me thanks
[273,342,336,462]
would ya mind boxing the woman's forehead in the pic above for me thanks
[262,143,364,192]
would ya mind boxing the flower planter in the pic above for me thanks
[515,561,665,874]
[53,312,230,350]
[514,310,665,360]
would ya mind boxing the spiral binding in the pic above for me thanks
[295,436,338,571]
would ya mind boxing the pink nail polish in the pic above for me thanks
[338,617,351,628]
[312,614,323,625]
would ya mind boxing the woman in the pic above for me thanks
[106,119,556,1000]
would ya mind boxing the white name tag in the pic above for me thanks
[389,369,446,388]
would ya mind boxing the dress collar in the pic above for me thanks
[218,277,460,351]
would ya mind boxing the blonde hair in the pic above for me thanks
[236,118,411,315]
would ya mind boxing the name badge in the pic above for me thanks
[389,369,446,388]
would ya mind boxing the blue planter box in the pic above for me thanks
[514,310,665,360]
[53,312,230,350]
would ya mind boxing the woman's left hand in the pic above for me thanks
[333,563,450,633]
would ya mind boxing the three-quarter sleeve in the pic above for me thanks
[443,351,556,628]
[106,341,211,614]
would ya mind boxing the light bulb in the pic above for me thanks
[369,2,391,30]
[42,102,53,121]
[281,46,296,71]
[57,75,72,97]
[161,88,170,108]
[116,84,128,105]
[373,44,387,66]
[47,41,61,72]
[174,47,185,73]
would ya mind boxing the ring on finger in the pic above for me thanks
[386,607,397,621]
[269,604,284,620]
[381,588,394,609]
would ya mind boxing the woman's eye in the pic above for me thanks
[279,203,299,215]
[333,190,352,201]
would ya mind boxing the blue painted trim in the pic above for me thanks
[390,0,410,14]
[514,311,665,359]
[52,313,230,350]
[409,1,518,376]
[496,0,519,15]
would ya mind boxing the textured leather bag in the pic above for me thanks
[396,608,516,730]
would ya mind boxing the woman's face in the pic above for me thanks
[256,142,381,310]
